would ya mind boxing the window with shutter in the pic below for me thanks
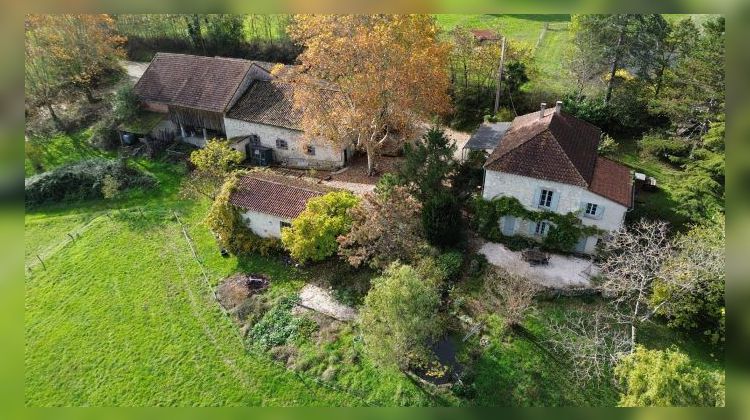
[538,189,554,209]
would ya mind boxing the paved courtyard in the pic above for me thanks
[478,241,599,289]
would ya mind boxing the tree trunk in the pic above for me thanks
[604,29,625,105]
[366,142,375,176]
[46,103,62,129]
[85,87,97,103]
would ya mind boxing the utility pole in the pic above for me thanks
[493,36,506,115]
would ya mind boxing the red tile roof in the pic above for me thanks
[485,108,632,206]
[486,109,600,186]
[590,157,633,207]
[227,79,345,131]
[470,29,500,41]
[134,53,262,113]
[228,175,329,219]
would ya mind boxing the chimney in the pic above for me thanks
[555,100,563,115]
[539,102,547,119]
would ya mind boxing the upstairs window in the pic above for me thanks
[276,139,288,150]
[538,189,554,208]
[305,145,316,156]
[584,203,598,217]
[280,221,292,230]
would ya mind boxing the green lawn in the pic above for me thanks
[24,135,436,406]
[435,14,575,97]
[610,138,690,229]
[25,129,106,177]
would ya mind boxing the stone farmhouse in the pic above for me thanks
[482,101,633,254]
[133,52,352,170]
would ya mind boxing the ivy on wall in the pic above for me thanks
[205,170,282,256]
[471,195,602,253]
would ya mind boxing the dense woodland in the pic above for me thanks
[25,14,725,407]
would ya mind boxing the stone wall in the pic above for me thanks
[224,117,348,169]
[483,169,629,254]
[239,209,290,238]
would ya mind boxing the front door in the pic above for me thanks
[574,236,588,253]
[501,216,516,236]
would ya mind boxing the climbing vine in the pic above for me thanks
[204,170,281,256]
[472,195,602,253]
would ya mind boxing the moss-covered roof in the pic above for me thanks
[118,111,166,135]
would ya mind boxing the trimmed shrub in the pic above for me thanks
[25,158,156,207]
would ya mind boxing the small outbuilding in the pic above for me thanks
[462,121,511,160]
[228,173,333,238]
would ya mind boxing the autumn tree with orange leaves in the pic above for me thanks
[283,15,451,175]
[25,14,126,119]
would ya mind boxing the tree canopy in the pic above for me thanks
[615,345,724,407]
[281,190,359,263]
[284,14,452,175]
[359,263,443,369]
[25,14,125,108]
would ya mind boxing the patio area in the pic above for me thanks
[478,241,599,289]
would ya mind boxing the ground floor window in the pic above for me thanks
[305,145,316,156]
[535,220,550,236]
[276,139,288,149]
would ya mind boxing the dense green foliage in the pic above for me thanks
[398,127,465,248]
[116,14,301,63]
[205,171,281,256]
[652,215,725,346]
[281,191,359,263]
[188,139,244,199]
[472,195,600,252]
[112,83,142,122]
[614,346,724,406]
[360,263,443,369]
[249,297,318,349]
[25,158,156,207]
[422,192,465,248]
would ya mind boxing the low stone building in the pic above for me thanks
[133,52,273,146]
[482,101,633,254]
[227,174,332,238]
[224,80,352,170]
[133,52,352,170]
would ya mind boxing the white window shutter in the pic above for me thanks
[579,201,587,214]
[595,205,606,219]
[550,191,560,211]
[532,187,542,207]
[528,220,537,235]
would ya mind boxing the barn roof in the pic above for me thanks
[226,80,345,131]
[133,53,261,113]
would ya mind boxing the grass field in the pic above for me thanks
[24,134,438,406]
[610,138,690,229]
[435,14,575,96]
